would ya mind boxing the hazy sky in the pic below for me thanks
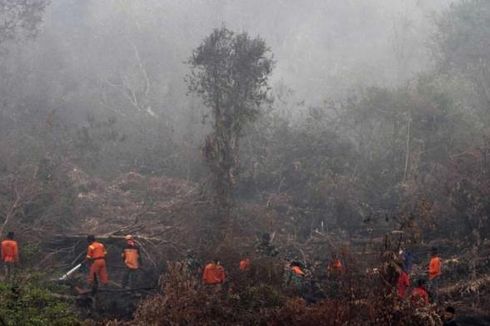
[5,0,452,125]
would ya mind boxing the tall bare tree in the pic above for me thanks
[187,27,274,220]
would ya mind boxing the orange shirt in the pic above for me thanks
[87,241,107,260]
[239,258,250,271]
[291,266,305,276]
[1,240,19,263]
[202,263,225,284]
[122,244,140,269]
[428,256,442,280]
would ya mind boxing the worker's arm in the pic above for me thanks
[137,247,143,266]
[1,243,4,261]
[202,265,210,282]
[86,245,94,261]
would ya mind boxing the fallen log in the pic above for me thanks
[51,232,172,243]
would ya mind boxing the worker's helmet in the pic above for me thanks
[125,234,133,240]
[6,231,14,239]
[87,235,95,243]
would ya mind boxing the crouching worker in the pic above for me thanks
[285,261,306,295]
[121,235,141,288]
[202,259,225,293]
[86,235,108,288]
[1,231,19,281]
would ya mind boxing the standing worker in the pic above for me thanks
[86,235,108,287]
[428,247,442,302]
[1,232,19,280]
[121,235,141,289]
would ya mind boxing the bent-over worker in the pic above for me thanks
[202,259,225,285]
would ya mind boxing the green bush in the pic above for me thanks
[0,281,79,325]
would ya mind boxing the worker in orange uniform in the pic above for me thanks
[428,247,442,302]
[286,261,306,293]
[86,235,108,287]
[121,235,141,288]
[202,259,225,291]
[1,231,19,280]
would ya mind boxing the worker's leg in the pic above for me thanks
[2,263,7,281]
[429,277,439,302]
[98,260,108,285]
[128,269,137,288]
[122,268,130,288]
[88,261,98,284]
[11,264,16,281]
[6,263,12,281]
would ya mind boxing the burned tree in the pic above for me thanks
[187,27,273,218]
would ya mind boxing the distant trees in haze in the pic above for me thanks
[0,0,489,244]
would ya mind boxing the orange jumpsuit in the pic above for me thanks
[1,239,19,263]
[202,263,225,284]
[428,256,442,280]
[86,241,108,284]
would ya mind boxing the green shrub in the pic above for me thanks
[0,281,79,325]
